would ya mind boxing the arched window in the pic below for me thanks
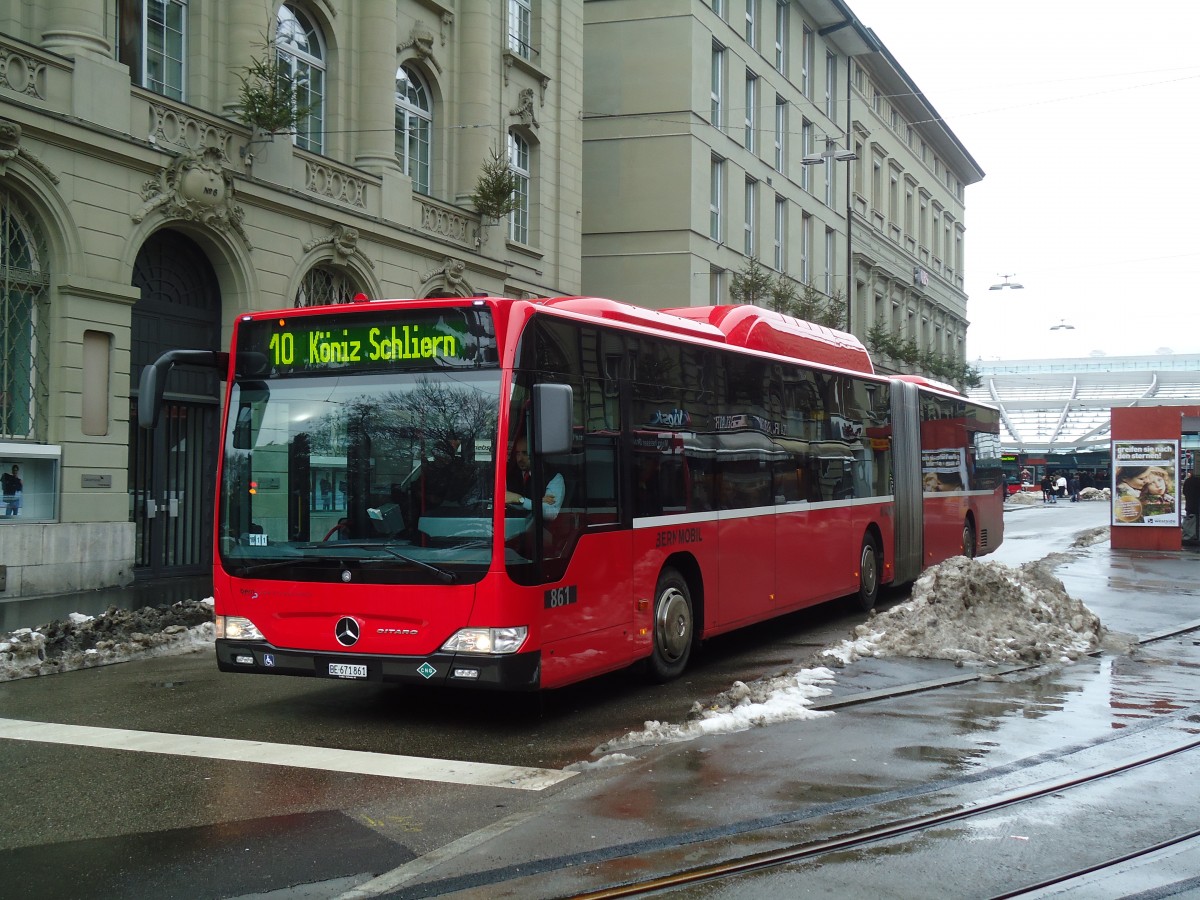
[295,265,358,307]
[508,131,530,244]
[0,190,49,439]
[395,65,432,195]
[276,4,326,154]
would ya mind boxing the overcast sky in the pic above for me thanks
[846,1,1200,361]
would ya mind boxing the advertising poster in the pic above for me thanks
[1112,440,1179,526]
[922,448,967,493]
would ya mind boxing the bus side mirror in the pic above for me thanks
[533,383,573,456]
[138,350,228,429]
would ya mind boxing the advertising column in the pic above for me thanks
[1112,440,1179,527]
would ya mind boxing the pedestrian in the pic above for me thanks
[1055,472,1067,501]
[1,464,21,517]
[1069,473,1081,502]
[1183,469,1200,544]
[1040,473,1053,504]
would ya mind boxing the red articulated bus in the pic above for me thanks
[138,295,1004,691]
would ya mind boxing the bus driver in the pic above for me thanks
[505,436,563,521]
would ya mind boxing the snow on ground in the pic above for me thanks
[0,600,215,682]
[595,529,1110,758]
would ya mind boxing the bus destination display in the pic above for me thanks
[237,308,497,375]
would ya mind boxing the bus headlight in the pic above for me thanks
[441,626,528,655]
[215,616,265,641]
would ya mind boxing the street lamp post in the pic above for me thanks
[801,135,856,331]
[989,274,1024,291]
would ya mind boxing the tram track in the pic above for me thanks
[558,733,1200,899]
[388,698,1200,899]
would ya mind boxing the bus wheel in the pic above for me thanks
[962,520,977,559]
[649,568,693,682]
[853,533,881,612]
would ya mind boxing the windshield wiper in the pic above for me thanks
[298,541,458,584]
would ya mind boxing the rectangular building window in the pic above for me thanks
[744,177,757,257]
[774,1,787,74]
[509,0,533,59]
[711,43,725,129]
[800,119,813,192]
[824,227,835,295]
[774,95,786,173]
[774,195,786,271]
[744,72,757,152]
[119,0,187,100]
[710,156,724,241]
[745,0,758,47]
[710,266,725,305]
[509,131,531,244]
[800,211,812,284]
[801,25,813,97]
[825,51,837,119]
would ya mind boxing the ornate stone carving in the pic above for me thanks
[421,256,474,298]
[0,119,59,184]
[0,48,46,100]
[148,103,233,163]
[302,223,375,269]
[132,147,249,245]
[305,161,368,208]
[417,199,472,245]
[509,88,539,131]
[398,20,442,73]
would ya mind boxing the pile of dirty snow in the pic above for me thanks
[592,555,1104,757]
[1007,486,1109,506]
[0,600,214,682]
[591,667,837,754]
[821,557,1102,668]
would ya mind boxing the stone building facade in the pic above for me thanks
[581,0,981,371]
[0,0,583,598]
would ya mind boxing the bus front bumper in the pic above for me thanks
[216,639,541,690]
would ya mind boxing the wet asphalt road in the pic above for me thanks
[3,500,1199,898]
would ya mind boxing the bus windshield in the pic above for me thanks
[219,369,502,584]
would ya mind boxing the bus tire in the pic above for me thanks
[962,519,977,559]
[649,568,694,682]
[853,532,881,612]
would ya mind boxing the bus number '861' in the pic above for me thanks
[544,586,577,609]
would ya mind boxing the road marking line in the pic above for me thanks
[0,718,574,790]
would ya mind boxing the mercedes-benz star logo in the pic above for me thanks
[335,616,360,647]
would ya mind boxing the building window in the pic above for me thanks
[0,190,49,440]
[711,43,725,129]
[774,1,787,74]
[509,0,533,60]
[800,119,812,192]
[118,0,187,100]
[825,148,836,207]
[710,266,725,305]
[774,195,786,271]
[824,227,835,295]
[825,51,837,119]
[710,156,724,241]
[712,0,726,20]
[801,25,813,97]
[745,0,759,47]
[744,72,757,152]
[395,64,432,195]
[277,4,326,154]
[509,131,531,244]
[774,95,786,173]
[295,265,358,307]
[744,178,757,257]
[800,211,812,284]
